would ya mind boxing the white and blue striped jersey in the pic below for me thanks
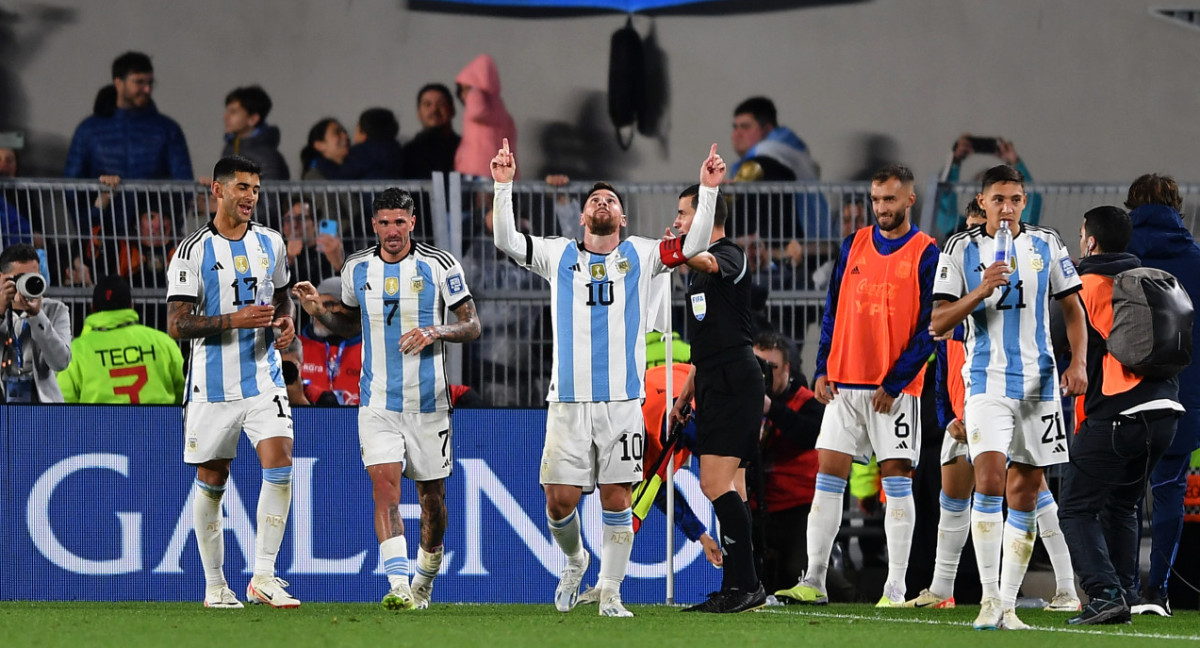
[341,242,472,413]
[933,224,1081,401]
[520,235,671,403]
[167,222,290,403]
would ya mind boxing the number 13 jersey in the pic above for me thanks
[167,221,290,403]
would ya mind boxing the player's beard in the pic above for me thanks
[587,212,621,236]
[877,210,907,232]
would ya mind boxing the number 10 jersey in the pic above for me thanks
[520,236,671,403]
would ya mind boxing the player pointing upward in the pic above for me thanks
[491,138,722,617]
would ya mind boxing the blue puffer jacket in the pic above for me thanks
[63,101,193,180]
[1127,203,1200,417]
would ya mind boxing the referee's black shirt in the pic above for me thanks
[686,237,754,366]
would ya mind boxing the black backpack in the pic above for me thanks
[1108,267,1194,378]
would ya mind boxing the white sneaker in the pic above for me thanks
[412,576,434,610]
[203,586,243,609]
[246,576,301,609]
[974,597,1003,630]
[577,584,601,605]
[554,552,590,612]
[1045,591,1082,612]
[1000,608,1030,630]
[599,590,634,617]
[382,582,415,611]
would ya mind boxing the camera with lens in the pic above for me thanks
[12,273,46,299]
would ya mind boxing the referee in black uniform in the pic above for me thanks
[671,183,767,613]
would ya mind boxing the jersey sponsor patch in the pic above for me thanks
[447,273,465,295]
[691,292,707,321]
[590,262,607,281]
[384,277,400,295]
[173,269,193,288]
[234,255,250,273]
[1059,256,1076,278]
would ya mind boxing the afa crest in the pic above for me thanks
[234,256,249,273]
[895,260,912,279]
[1030,254,1044,272]
[384,277,400,295]
[410,276,425,293]
[259,256,271,268]
[590,263,607,281]
[616,258,631,275]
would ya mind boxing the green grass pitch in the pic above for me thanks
[1,602,1197,647]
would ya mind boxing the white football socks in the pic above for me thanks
[881,476,915,600]
[193,478,227,589]
[1001,508,1037,610]
[598,508,634,595]
[971,493,1004,601]
[254,467,293,578]
[930,492,971,600]
[1036,490,1076,594]
[380,535,410,589]
[804,473,848,591]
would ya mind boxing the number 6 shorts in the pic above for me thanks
[815,388,921,465]
[358,406,453,481]
[541,400,644,492]
[183,387,294,464]
[963,394,1069,467]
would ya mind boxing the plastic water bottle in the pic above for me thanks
[994,220,1012,266]
[257,275,274,306]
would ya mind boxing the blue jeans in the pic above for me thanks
[1059,411,1176,598]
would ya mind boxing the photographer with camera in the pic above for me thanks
[935,134,1042,238]
[0,243,72,402]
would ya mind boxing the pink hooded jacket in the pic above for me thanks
[454,54,517,178]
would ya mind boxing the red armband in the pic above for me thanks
[659,236,688,268]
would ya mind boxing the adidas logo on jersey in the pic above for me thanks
[210,262,224,271]
[850,266,861,275]
[1052,443,1066,454]
[975,262,987,272]
[896,440,909,450]
[569,263,580,272]
[363,281,373,291]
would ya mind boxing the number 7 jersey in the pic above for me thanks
[166,221,290,403]
[340,242,473,413]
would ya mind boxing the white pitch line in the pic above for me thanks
[757,608,1200,641]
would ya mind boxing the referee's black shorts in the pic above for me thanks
[693,348,764,460]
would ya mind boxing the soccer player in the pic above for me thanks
[490,138,721,617]
[930,164,1087,630]
[166,155,299,609]
[775,164,939,608]
[904,202,1080,613]
[669,182,768,613]
[292,188,480,610]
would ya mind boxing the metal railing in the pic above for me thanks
[3,175,1198,406]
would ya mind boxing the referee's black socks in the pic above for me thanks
[712,491,759,591]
